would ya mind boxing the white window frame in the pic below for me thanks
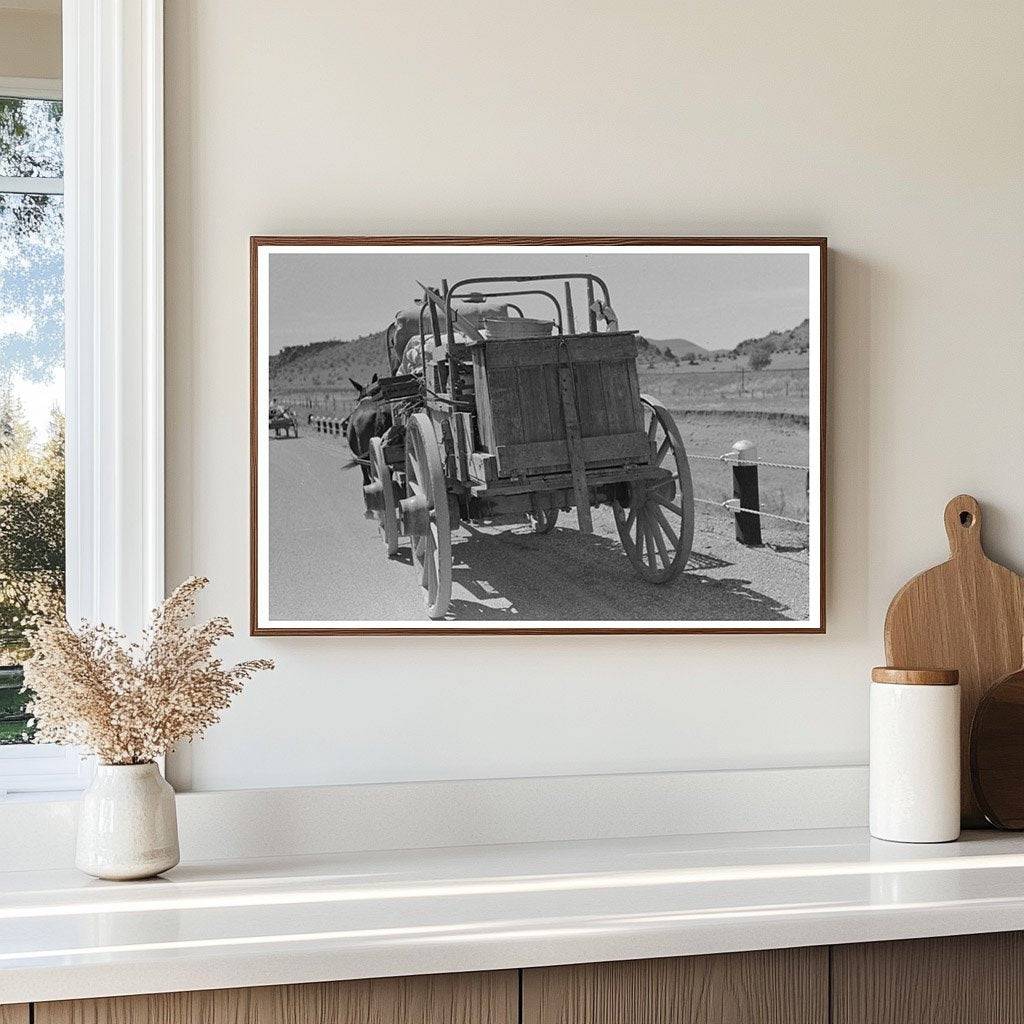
[0,77,61,101]
[0,1,165,799]
[0,78,64,192]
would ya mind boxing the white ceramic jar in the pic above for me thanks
[76,762,180,880]
[869,667,961,843]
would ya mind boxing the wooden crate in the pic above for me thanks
[471,332,647,478]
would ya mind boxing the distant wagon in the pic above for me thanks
[358,273,695,620]
[269,404,299,438]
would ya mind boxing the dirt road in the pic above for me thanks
[268,431,809,624]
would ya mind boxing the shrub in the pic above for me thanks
[749,340,774,371]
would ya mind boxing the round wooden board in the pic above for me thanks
[971,665,1024,829]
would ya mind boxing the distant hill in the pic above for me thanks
[643,337,709,359]
[269,331,390,396]
[733,318,810,360]
[640,321,810,368]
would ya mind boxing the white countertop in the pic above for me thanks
[4,826,1024,1004]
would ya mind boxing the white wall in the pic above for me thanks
[164,0,1024,792]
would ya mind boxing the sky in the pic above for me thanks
[1,233,64,447]
[1,98,64,446]
[268,250,810,354]
[10,367,62,442]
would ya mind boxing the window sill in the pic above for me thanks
[0,744,93,799]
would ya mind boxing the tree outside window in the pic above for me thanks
[0,95,65,744]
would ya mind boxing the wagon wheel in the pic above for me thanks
[529,510,559,534]
[404,413,452,620]
[613,395,694,583]
[369,437,399,556]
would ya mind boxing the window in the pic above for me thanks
[0,80,84,797]
[0,5,166,797]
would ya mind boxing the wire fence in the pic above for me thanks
[693,495,811,527]
[688,450,810,473]
[688,443,811,533]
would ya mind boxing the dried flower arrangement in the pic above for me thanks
[23,576,273,765]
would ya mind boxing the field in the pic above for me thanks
[674,410,810,551]
[639,364,809,417]
[637,361,811,550]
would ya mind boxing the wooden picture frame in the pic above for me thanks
[250,236,827,635]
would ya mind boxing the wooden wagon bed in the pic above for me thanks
[471,331,646,476]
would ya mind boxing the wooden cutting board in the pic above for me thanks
[884,494,1024,826]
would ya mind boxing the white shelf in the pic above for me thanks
[4,827,1024,1004]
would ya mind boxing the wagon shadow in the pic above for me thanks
[446,525,795,622]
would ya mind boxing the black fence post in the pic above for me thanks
[731,440,763,546]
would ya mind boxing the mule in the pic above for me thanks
[345,375,391,485]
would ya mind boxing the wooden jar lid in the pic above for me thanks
[871,667,960,686]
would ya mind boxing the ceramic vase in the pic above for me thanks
[76,762,180,880]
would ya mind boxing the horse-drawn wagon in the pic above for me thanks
[269,403,300,438]
[358,273,694,619]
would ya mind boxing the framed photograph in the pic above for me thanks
[250,237,826,634]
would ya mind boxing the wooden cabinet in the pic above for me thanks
[832,932,1024,1024]
[521,935,1024,1024]
[34,971,517,1024]
[22,932,1024,1024]
[522,948,828,1024]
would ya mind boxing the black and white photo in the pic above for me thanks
[251,238,825,633]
